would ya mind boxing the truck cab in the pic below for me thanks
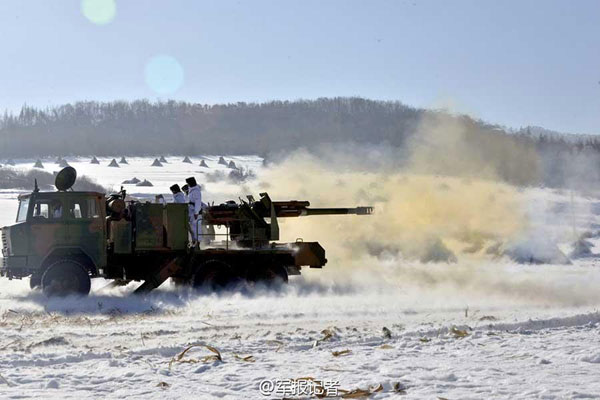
[2,191,106,289]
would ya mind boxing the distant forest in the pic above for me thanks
[0,98,424,156]
[1,97,599,188]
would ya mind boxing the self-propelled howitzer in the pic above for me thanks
[1,168,373,297]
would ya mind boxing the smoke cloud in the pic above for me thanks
[247,112,600,307]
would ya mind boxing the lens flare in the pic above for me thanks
[144,55,185,95]
[81,0,116,25]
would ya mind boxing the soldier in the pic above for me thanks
[182,184,191,217]
[182,184,192,220]
[185,177,202,242]
[170,184,185,203]
[51,200,62,219]
[181,183,194,240]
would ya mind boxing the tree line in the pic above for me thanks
[0,98,422,157]
[1,97,599,189]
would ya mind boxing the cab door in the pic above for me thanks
[28,196,68,266]
[65,195,107,268]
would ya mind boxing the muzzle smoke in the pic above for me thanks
[248,113,600,307]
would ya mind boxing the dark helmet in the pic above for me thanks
[185,177,197,187]
[170,184,181,194]
[182,184,189,194]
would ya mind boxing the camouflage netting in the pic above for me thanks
[136,179,153,187]
[205,168,255,183]
[122,177,141,184]
[503,237,571,265]
[569,238,594,259]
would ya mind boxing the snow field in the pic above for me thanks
[1,156,600,398]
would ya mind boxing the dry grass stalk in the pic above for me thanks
[168,344,222,370]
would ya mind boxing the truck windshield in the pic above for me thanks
[16,198,29,222]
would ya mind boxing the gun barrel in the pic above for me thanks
[304,207,373,216]
[276,206,373,217]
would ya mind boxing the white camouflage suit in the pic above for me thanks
[187,185,202,241]
[172,191,185,204]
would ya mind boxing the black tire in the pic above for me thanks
[29,273,42,289]
[192,260,239,290]
[249,265,289,286]
[41,259,91,297]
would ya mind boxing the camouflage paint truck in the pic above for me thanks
[1,167,372,296]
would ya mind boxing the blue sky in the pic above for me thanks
[0,0,598,134]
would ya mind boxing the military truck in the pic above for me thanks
[1,167,372,296]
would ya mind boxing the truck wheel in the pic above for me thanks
[41,259,91,297]
[192,260,239,290]
[30,273,42,289]
[250,265,289,286]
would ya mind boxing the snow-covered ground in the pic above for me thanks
[2,156,600,399]
[2,155,263,198]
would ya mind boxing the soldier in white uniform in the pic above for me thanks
[182,184,192,219]
[170,184,186,204]
[182,184,191,215]
[181,184,194,241]
[185,177,202,242]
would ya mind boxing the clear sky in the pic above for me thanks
[0,0,598,134]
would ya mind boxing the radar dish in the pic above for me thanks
[55,166,77,191]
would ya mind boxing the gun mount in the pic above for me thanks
[203,192,373,247]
